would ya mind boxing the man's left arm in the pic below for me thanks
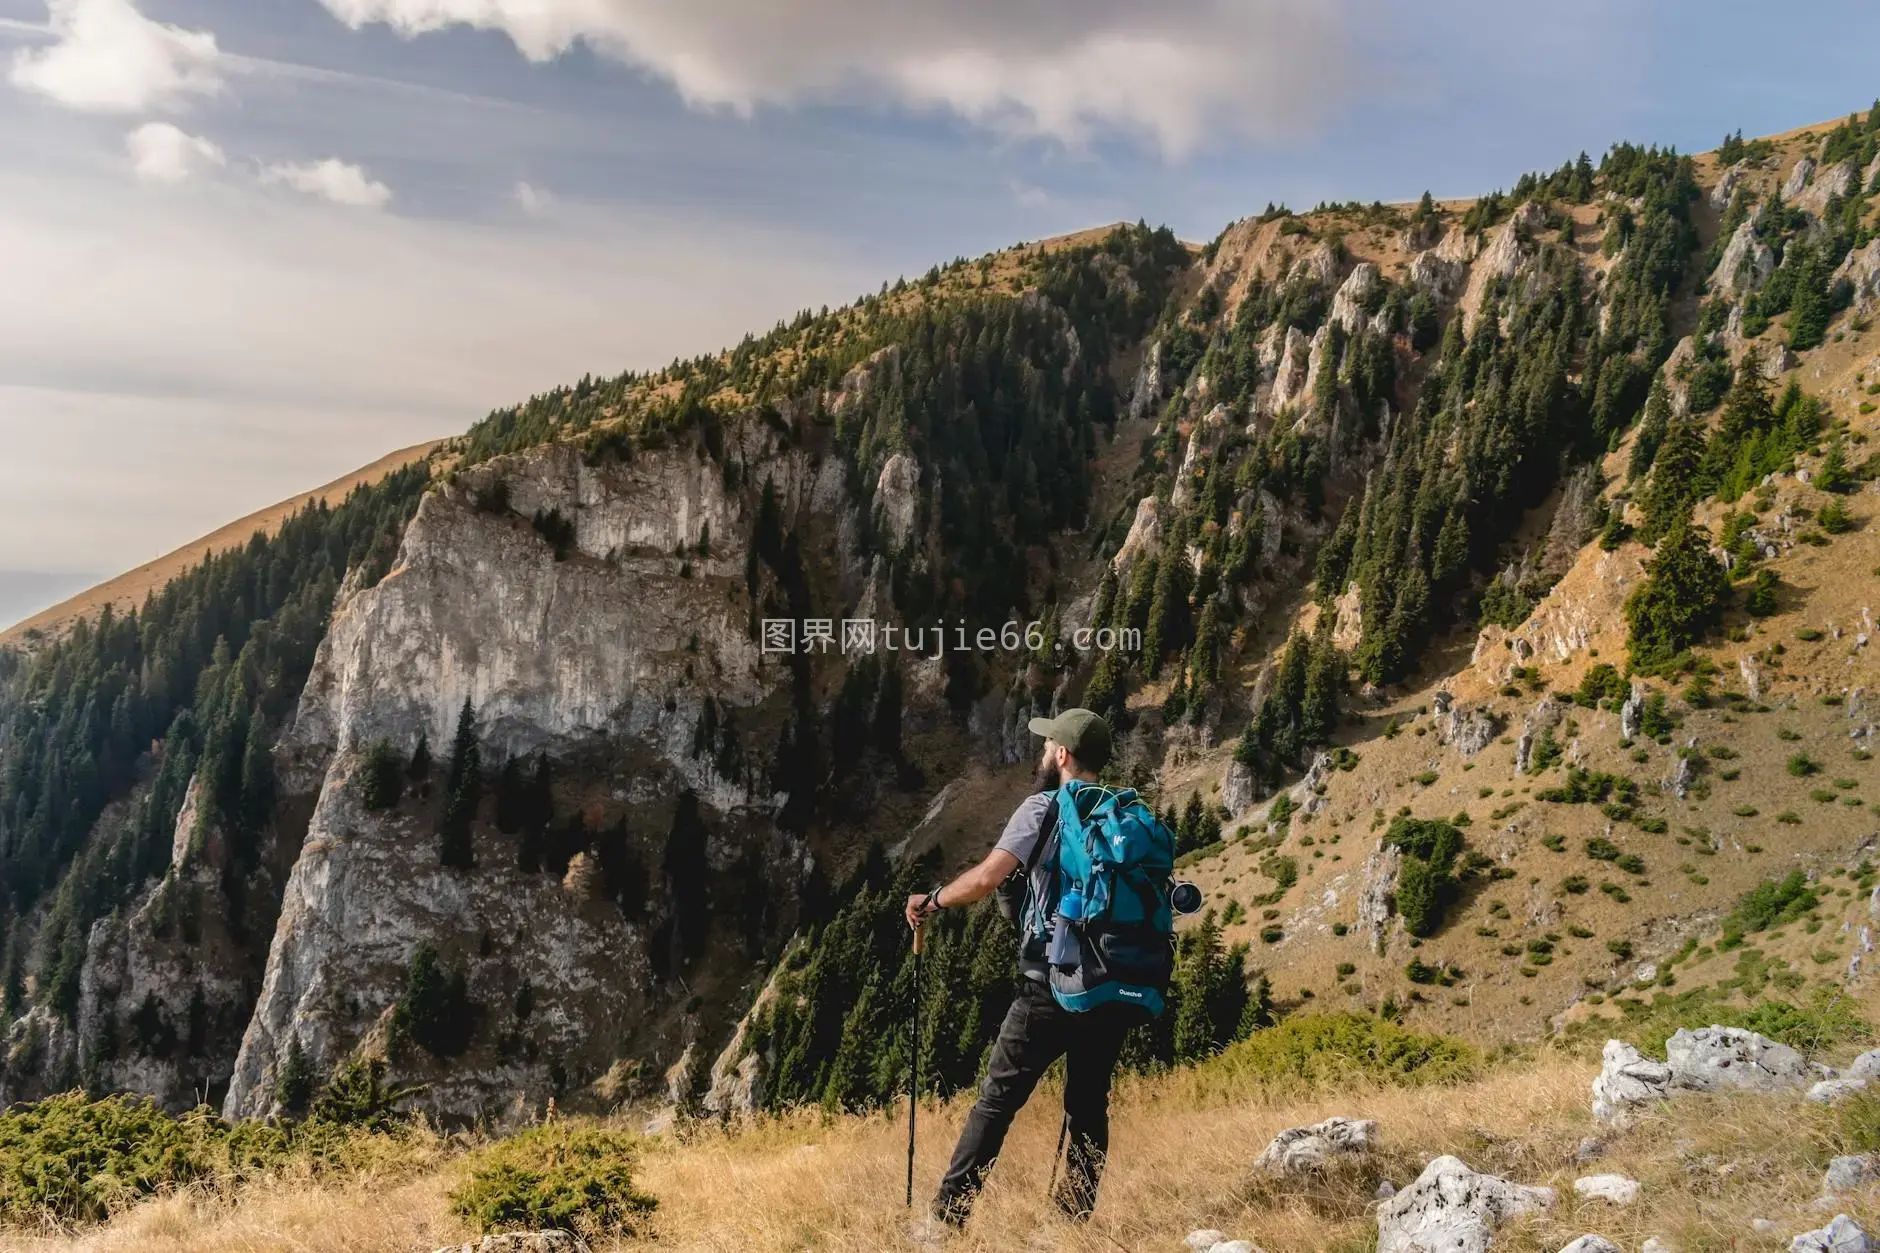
[904,848,1021,932]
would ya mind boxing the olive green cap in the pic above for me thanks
[1027,708,1112,770]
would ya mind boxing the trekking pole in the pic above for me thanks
[1047,1110,1068,1199]
[906,919,924,1208]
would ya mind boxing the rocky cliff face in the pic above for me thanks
[223,432,848,1121]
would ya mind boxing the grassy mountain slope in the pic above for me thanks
[0,440,442,646]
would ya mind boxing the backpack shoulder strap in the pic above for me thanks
[1022,795,1060,880]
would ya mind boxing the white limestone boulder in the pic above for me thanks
[1591,1039,1672,1123]
[1665,1026,1810,1094]
[1255,1116,1378,1175]
[1375,1155,1554,1253]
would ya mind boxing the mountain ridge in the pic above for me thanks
[1,102,1877,1152]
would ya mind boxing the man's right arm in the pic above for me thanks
[903,793,1051,931]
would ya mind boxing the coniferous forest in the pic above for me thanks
[0,467,428,1022]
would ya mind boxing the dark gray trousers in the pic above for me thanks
[932,979,1142,1226]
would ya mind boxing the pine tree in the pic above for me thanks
[406,732,432,782]
[438,699,480,870]
[361,739,405,812]
[1300,621,1343,745]
[665,790,711,966]
[1429,501,1470,593]
[275,1034,315,1114]
[396,943,477,1058]
[1625,512,1728,673]
[1178,791,1206,855]
[517,754,552,873]
[872,662,904,762]
[1745,568,1780,617]
[1187,600,1223,700]
[1081,650,1124,720]
[1379,563,1430,684]
[1637,411,1707,545]
[1142,521,1194,674]
[1786,244,1832,352]
[1627,376,1672,482]
[237,712,276,841]
[1817,439,1853,493]
[1315,504,1358,598]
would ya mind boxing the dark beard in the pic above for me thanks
[1033,764,1061,794]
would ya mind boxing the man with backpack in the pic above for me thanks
[904,708,1175,1234]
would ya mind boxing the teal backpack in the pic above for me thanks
[1024,780,1177,1016]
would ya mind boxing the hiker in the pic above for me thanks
[904,708,1172,1233]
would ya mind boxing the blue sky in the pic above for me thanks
[1,0,1877,625]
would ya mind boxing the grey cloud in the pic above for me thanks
[315,0,1353,157]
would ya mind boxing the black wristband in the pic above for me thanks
[923,885,945,913]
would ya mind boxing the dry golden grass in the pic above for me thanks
[0,1162,459,1253]
[12,1035,1879,1253]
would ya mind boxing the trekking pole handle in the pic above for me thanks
[913,920,926,954]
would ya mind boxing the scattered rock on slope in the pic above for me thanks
[1253,1116,1377,1175]
[1665,1025,1810,1093]
[1433,690,1501,757]
[1711,220,1777,297]
[1375,1155,1554,1253]
[1795,161,1856,217]
[1572,1174,1639,1205]
[1591,1039,1673,1123]
[1790,1214,1872,1253]
[1822,1154,1879,1196]
[1557,1238,1622,1253]
[1784,156,1818,201]
[1359,842,1404,949]
[1593,1026,1812,1122]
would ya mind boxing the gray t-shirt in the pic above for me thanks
[995,791,1061,983]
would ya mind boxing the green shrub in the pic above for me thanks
[1601,987,1871,1060]
[0,1093,237,1225]
[1788,752,1821,777]
[1723,871,1819,945]
[1194,1013,1478,1096]
[0,1090,415,1228]
[1575,663,1628,708]
[449,1123,657,1239]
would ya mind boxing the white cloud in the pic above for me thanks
[513,180,551,215]
[314,0,1350,158]
[262,157,393,208]
[9,0,221,113]
[126,121,224,183]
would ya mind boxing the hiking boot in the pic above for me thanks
[906,1216,957,1246]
